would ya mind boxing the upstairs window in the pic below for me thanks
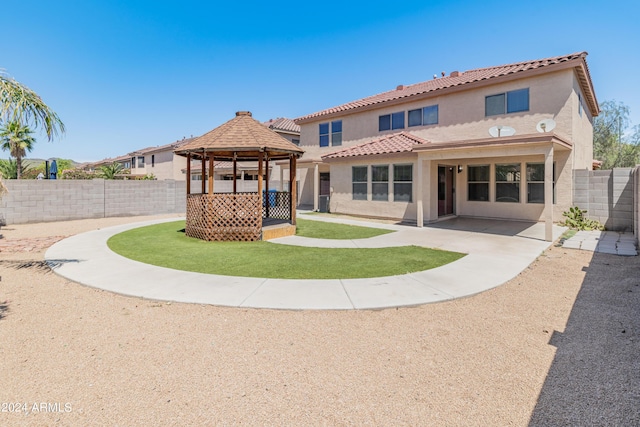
[379,111,405,131]
[319,121,342,146]
[331,120,342,146]
[486,88,529,116]
[151,154,155,167]
[408,105,439,127]
[137,156,145,168]
[578,93,583,117]
[319,123,329,147]
[292,138,300,146]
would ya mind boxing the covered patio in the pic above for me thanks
[174,111,304,241]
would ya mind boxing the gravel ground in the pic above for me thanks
[0,215,638,426]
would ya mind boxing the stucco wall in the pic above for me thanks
[298,69,584,161]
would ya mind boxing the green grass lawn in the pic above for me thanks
[295,218,393,239]
[107,220,465,279]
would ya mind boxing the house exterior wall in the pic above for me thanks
[296,66,594,224]
[130,151,187,180]
[298,70,582,158]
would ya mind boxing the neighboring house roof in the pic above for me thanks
[322,132,430,160]
[263,117,300,134]
[129,137,195,156]
[81,154,132,169]
[175,111,304,160]
[296,52,599,124]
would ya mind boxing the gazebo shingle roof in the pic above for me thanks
[175,111,303,160]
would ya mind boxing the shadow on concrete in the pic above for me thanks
[0,300,7,321]
[529,251,640,425]
[426,217,537,237]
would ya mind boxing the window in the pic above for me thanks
[137,156,145,167]
[151,154,155,167]
[468,165,490,201]
[485,88,529,116]
[371,165,389,201]
[393,164,412,202]
[526,163,556,204]
[319,123,329,147]
[379,112,405,131]
[352,166,367,200]
[331,120,342,146]
[319,121,342,146]
[578,93,583,117]
[292,138,300,146]
[495,163,521,203]
[131,157,135,168]
[408,105,439,127]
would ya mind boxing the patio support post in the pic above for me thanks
[279,165,284,191]
[201,154,206,194]
[265,153,270,218]
[416,157,424,227]
[313,163,319,211]
[258,151,264,198]
[544,144,554,241]
[208,156,214,195]
[186,153,191,195]
[290,155,297,225]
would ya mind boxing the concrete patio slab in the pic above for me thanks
[46,215,564,310]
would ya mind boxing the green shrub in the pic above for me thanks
[560,206,605,231]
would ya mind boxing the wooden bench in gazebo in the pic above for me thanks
[174,111,304,241]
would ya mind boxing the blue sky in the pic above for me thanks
[3,0,639,162]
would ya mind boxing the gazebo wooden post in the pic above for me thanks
[233,153,237,194]
[265,153,270,218]
[201,153,206,194]
[258,151,264,203]
[290,155,297,225]
[186,153,191,195]
[208,155,214,195]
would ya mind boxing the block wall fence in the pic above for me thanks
[0,179,281,225]
[0,172,638,233]
[573,167,637,232]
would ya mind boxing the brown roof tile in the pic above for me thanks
[322,132,429,159]
[297,52,598,123]
[263,117,300,134]
[176,111,304,160]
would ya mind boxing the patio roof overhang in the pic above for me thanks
[412,133,572,159]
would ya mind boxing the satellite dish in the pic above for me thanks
[488,125,516,137]
[536,118,556,133]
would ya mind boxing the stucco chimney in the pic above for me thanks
[396,84,405,90]
[450,71,461,77]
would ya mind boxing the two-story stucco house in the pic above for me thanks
[290,52,599,240]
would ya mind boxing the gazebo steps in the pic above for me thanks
[262,222,296,240]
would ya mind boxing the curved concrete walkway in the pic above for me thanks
[45,215,565,310]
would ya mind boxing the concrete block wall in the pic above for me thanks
[0,179,188,225]
[573,168,634,231]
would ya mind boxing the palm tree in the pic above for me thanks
[0,72,65,141]
[0,122,35,179]
[99,162,124,179]
[0,158,18,179]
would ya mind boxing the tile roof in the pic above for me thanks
[130,137,195,156]
[322,132,429,159]
[263,117,300,134]
[175,111,304,160]
[297,52,598,123]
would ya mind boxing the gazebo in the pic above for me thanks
[174,111,304,242]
